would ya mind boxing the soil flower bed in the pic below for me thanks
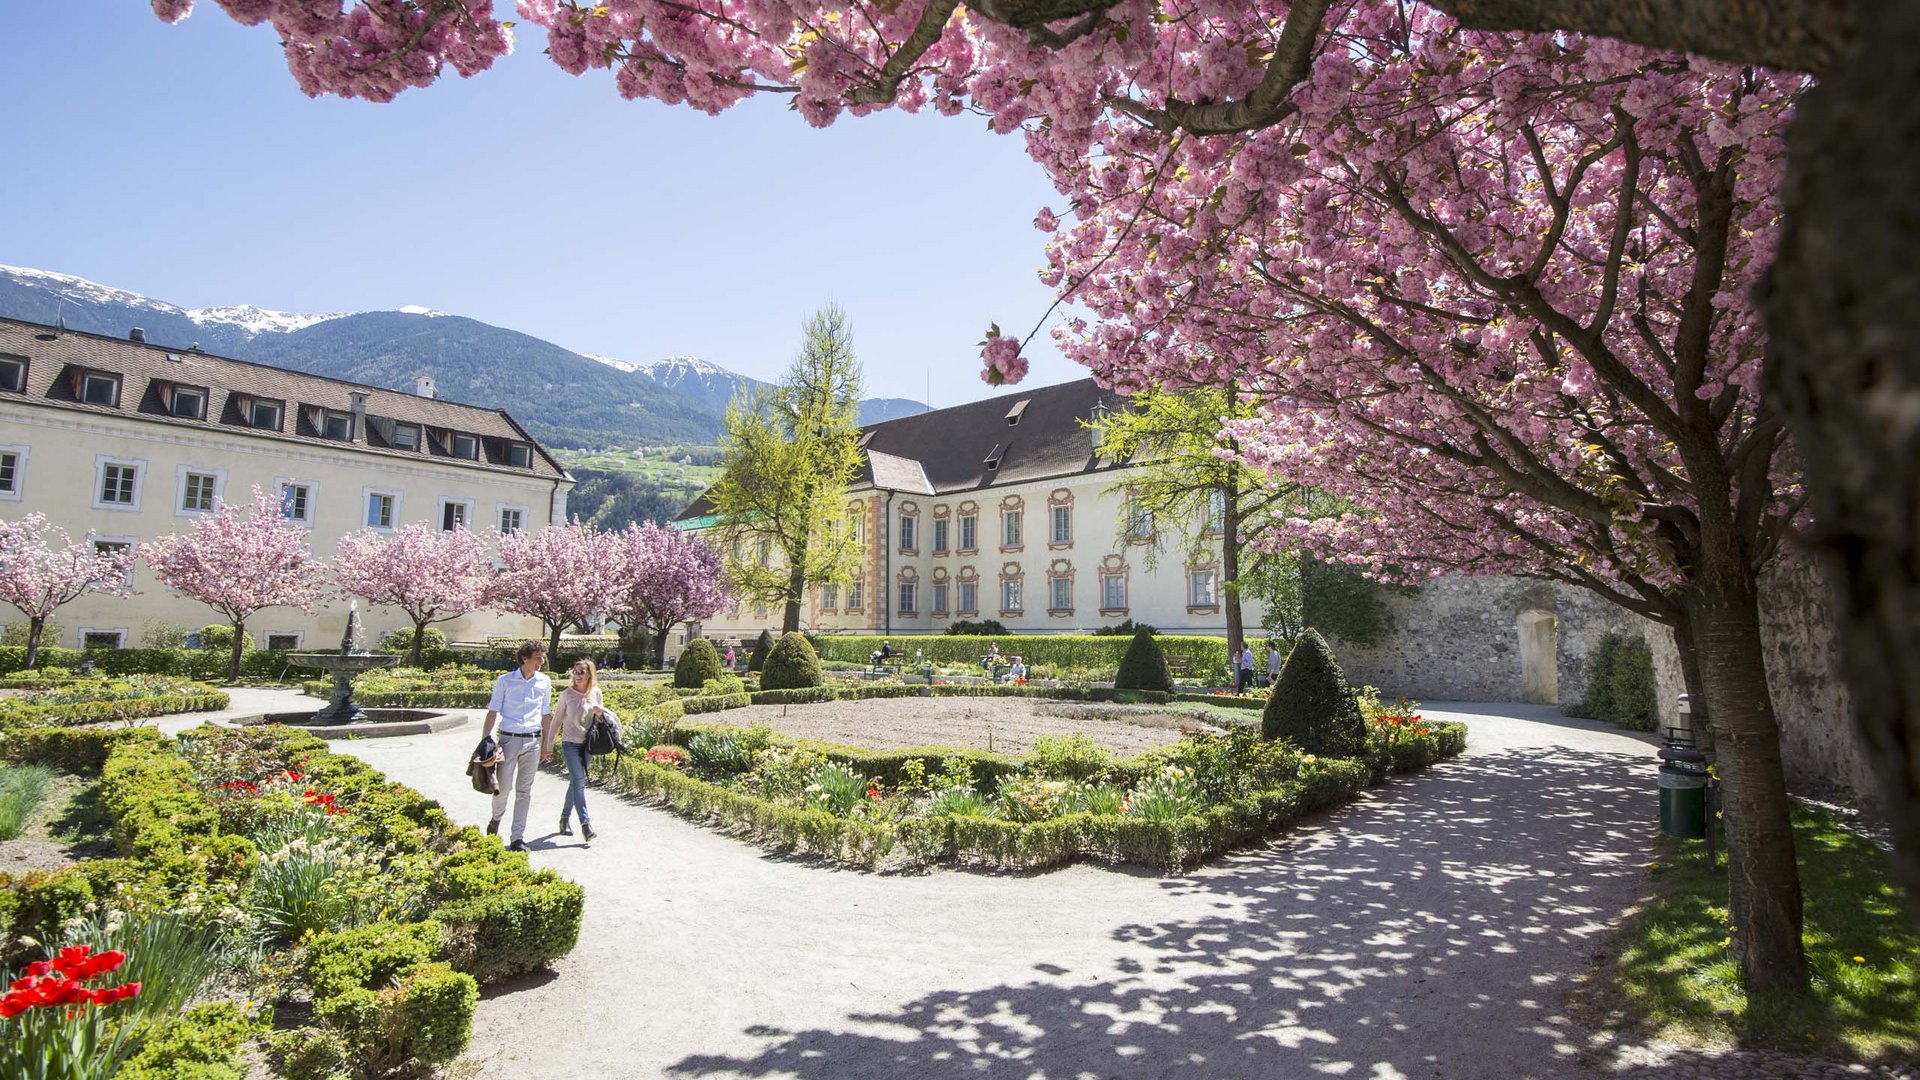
[597,702,1466,873]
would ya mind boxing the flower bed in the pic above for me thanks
[0,675,228,730]
[598,709,1466,873]
[810,634,1232,683]
[0,723,584,1080]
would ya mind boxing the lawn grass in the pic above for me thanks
[0,763,57,840]
[1611,804,1918,1063]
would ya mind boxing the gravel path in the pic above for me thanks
[724,696,1217,756]
[144,692,1906,1080]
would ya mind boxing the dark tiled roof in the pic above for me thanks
[0,317,567,479]
[676,378,1125,520]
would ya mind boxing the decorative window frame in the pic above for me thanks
[1047,558,1075,617]
[896,565,920,618]
[0,443,29,502]
[0,354,27,394]
[263,632,304,651]
[930,503,952,556]
[998,561,1025,617]
[819,581,838,611]
[897,500,921,556]
[930,566,951,616]
[361,486,402,531]
[92,454,147,513]
[955,566,980,616]
[274,476,318,528]
[956,500,980,555]
[1185,553,1221,614]
[1098,554,1130,617]
[495,502,529,534]
[76,627,130,650]
[1123,490,1156,545]
[998,494,1025,553]
[174,464,229,519]
[1047,488,1074,549]
[846,573,865,615]
[1201,489,1228,537]
[90,535,138,590]
[79,370,123,408]
[438,496,477,532]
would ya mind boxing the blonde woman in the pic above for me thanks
[555,658,604,842]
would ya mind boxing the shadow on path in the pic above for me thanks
[666,737,1654,1080]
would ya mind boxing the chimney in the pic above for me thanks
[413,375,436,399]
[1089,400,1109,451]
[128,328,146,343]
[348,390,369,441]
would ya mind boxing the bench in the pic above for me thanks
[868,655,909,676]
[1165,654,1192,677]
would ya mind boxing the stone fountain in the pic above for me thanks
[287,601,400,725]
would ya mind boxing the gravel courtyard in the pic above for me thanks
[724,695,1223,755]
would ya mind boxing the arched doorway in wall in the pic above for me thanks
[1518,609,1559,704]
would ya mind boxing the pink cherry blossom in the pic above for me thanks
[0,514,134,669]
[489,519,623,666]
[143,487,329,681]
[334,522,494,664]
[607,521,728,667]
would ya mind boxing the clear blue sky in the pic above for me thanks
[0,2,1080,407]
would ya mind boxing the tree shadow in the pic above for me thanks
[665,746,1659,1079]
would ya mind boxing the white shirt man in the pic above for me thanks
[482,642,555,851]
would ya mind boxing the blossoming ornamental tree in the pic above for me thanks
[609,522,728,668]
[0,514,134,669]
[143,488,329,682]
[490,520,622,669]
[334,523,494,665]
[150,0,1920,954]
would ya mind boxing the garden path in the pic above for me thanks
[316,701,1708,1080]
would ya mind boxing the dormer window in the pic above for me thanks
[321,410,353,441]
[1005,399,1029,426]
[983,443,1003,470]
[0,355,24,393]
[503,441,529,467]
[249,399,284,430]
[170,385,208,419]
[453,433,481,460]
[392,423,420,451]
[81,371,121,407]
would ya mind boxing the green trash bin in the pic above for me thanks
[1659,764,1708,838]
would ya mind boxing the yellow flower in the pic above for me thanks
[1852,955,1867,964]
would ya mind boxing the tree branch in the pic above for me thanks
[1424,0,1853,74]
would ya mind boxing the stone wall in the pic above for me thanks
[1326,563,1874,807]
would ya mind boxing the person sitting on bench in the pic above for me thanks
[872,641,895,668]
[1007,656,1028,684]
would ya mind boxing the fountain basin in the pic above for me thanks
[287,651,402,675]
[223,708,467,739]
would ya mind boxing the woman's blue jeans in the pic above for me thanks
[560,741,591,829]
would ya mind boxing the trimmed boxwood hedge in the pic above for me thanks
[760,632,823,691]
[1114,626,1173,692]
[0,688,229,729]
[810,634,1231,681]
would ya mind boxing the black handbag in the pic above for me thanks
[584,707,623,757]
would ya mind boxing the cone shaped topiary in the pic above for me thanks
[674,638,724,689]
[746,629,773,673]
[1262,628,1366,756]
[761,631,823,691]
[1114,626,1173,692]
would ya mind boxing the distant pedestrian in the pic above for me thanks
[555,658,603,843]
[725,644,737,670]
[1265,643,1282,688]
[1236,645,1255,694]
[482,640,555,852]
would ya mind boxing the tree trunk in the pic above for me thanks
[410,617,428,667]
[228,619,246,684]
[1222,485,1244,661]
[784,563,806,633]
[1669,613,1710,749]
[1688,572,1809,992]
[24,616,44,670]
[547,622,564,672]
[652,622,670,669]
[1764,0,1920,924]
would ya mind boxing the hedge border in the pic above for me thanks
[810,634,1231,681]
[0,690,229,729]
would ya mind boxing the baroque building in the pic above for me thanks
[0,317,570,649]
[677,378,1265,640]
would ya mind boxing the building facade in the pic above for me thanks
[678,379,1265,644]
[0,317,570,649]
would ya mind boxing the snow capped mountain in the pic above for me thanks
[582,352,640,374]
[637,354,731,385]
[0,263,184,317]
[396,305,447,317]
[185,304,343,336]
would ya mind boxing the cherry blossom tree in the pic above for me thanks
[0,514,134,670]
[334,523,494,665]
[609,522,728,668]
[490,520,622,669]
[143,488,329,682]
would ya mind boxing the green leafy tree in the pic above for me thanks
[761,632,823,691]
[706,305,864,632]
[1114,626,1172,693]
[1249,554,1413,648]
[1262,629,1366,757]
[1096,385,1302,659]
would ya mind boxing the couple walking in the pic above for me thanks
[481,640,606,850]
